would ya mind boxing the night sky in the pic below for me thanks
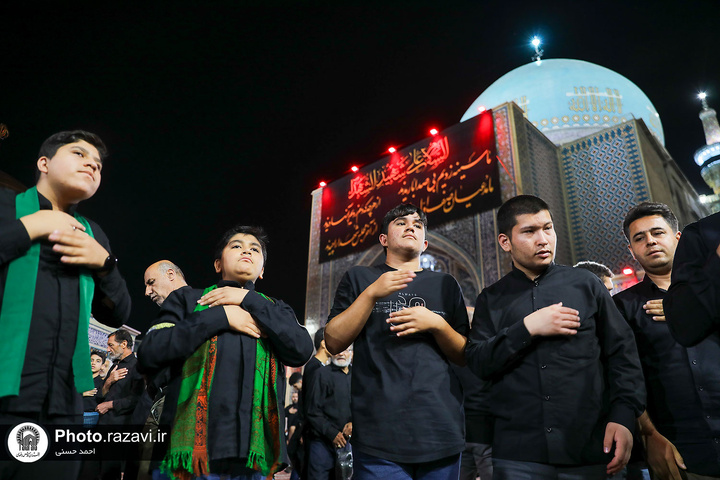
[1,2,718,332]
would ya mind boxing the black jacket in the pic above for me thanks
[138,280,313,471]
[0,187,131,416]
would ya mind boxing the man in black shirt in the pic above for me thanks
[305,346,353,480]
[325,203,468,480]
[665,212,720,346]
[465,195,645,479]
[614,202,720,479]
[97,329,143,425]
[0,130,131,480]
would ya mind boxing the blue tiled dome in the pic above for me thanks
[461,59,664,145]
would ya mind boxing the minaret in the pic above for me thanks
[694,93,720,212]
[695,94,720,192]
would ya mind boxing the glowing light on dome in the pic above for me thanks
[622,267,634,276]
[351,166,359,172]
[319,181,327,187]
[477,106,486,113]
[531,36,544,64]
[429,128,438,136]
[388,147,397,153]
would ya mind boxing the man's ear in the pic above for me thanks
[421,239,428,253]
[498,233,512,253]
[258,267,264,280]
[214,259,222,274]
[379,234,388,247]
[627,244,637,261]
[167,269,176,281]
[37,156,49,174]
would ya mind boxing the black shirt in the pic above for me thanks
[138,280,313,470]
[98,353,144,425]
[614,275,720,475]
[0,187,131,416]
[305,363,352,443]
[328,263,468,463]
[465,264,645,465]
[451,365,493,445]
[83,375,105,412]
[665,212,720,346]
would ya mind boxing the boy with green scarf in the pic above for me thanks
[138,225,313,480]
[0,130,131,480]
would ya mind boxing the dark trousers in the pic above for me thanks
[307,438,337,480]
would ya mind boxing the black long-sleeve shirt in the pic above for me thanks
[305,364,351,443]
[465,264,645,465]
[137,280,313,470]
[614,275,720,475]
[98,353,144,425]
[665,212,720,346]
[0,187,131,416]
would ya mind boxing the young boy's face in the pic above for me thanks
[37,140,102,202]
[90,354,104,374]
[214,233,265,283]
[380,212,428,256]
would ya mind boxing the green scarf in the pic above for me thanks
[0,186,95,398]
[161,287,283,480]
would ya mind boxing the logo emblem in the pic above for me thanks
[7,422,48,462]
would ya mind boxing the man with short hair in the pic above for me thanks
[0,130,131,480]
[325,203,468,480]
[465,195,645,479]
[144,260,189,306]
[305,346,353,480]
[574,261,614,291]
[614,202,720,479]
[138,225,313,480]
[97,329,143,424]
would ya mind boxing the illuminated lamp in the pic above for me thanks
[698,92,707,101]
[622,267,634,276]
[429,128,438,136]
[319,181,327,187]
[477,106,486,113]
[351,166,359,172]
[388,147,397,153]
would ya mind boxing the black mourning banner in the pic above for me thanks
[320,110,501,261]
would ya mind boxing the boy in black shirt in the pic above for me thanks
[325,203,468,480]
[138,225,313,480]
[465,195,644,479]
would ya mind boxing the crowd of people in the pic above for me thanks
[1,130,719,480]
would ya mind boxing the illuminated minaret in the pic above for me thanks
[695,93,720,195]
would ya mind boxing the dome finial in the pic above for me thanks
[531,36,544,65]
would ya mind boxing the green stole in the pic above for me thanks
[161,287,283,480]
[0,186,95,398]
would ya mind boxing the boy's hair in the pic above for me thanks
[90,350,107,363]
[574,261,613,280]
[622,202,678,241]
[214,225,269,265]
[313,327,325,351]
[39,130,108,162]
[497,195,552,237]
[381,203,428,235]
[109,329,133,350]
